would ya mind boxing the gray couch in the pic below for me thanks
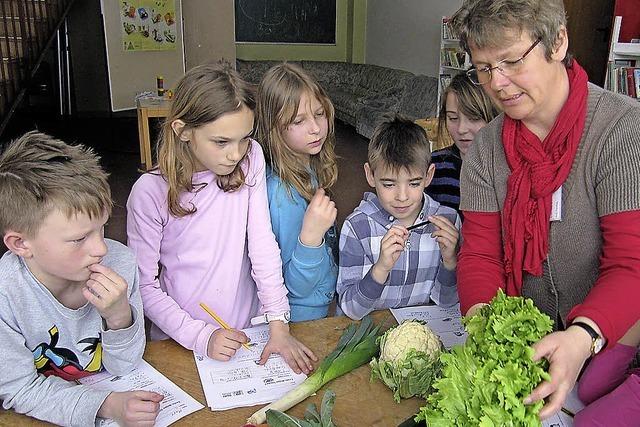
[236,59,438,138]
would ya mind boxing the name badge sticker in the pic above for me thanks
[550,186,562,222]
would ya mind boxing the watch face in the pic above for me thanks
[593,338,605,354]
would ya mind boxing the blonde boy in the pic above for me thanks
[337,115,461,320]
[0,132,161,426]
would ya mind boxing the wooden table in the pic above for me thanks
[0,311,425,426]
[136,97,171,172]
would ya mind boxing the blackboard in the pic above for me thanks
[235,0,336,44]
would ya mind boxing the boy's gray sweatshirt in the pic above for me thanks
[0,239,146,426]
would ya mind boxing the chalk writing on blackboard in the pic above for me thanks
[235,0,336,44]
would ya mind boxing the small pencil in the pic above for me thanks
[407,220,431,231]
[199,302,251,351]
[560,407,575,418]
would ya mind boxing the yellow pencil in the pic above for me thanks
[199,302,251,351]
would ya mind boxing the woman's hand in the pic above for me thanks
[525,327,592,419]
[259,321,318,375]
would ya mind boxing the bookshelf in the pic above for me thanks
[438,17,471,114]
[605,16,640,100]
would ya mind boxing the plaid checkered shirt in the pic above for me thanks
[337,192,460,319]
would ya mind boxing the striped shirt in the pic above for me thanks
[426,145,463,212]
[337,192,460,320]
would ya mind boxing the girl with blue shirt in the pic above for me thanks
[256,63,339,322]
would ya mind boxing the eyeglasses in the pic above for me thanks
[466,37,542,85]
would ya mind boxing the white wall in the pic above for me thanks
[365,0,463,76]
[183,0,235,70]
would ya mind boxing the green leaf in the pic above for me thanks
[319,389,336,427]
[266,409,312,427]
[304,403,321,423]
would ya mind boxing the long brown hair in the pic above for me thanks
[437,72,499,146]
[157,62,256,217]
[255,63,337,201]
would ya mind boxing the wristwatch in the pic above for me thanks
[571,321,605,356]
[250,311,291,326]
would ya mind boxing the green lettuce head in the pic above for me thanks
[416,290,554,426]
[370,320,442,402]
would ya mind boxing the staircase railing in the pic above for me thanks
[0,0,76,137]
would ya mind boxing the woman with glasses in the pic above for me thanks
[451,0,640,424]
[426,73,499,213]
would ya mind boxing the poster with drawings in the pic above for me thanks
[120,0,176,51]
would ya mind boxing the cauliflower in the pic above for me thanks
[370,320,442,402]
[380,320,441,361]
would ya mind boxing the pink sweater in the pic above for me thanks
[126,141,289,356]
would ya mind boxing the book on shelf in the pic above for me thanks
[439,74,452,91]
[442,17,454,40]
[626,68,636,98]
[441,48,466,68]
[606,62,640,99]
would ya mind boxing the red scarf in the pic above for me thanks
[501,60,588,295]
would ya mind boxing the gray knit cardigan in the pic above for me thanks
[460,83,640,330]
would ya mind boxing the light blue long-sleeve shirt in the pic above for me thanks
[266,169,338,322]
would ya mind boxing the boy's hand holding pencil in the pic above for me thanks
[200,303,251,361]
[370,225,409,285]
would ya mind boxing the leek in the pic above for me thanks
[247,316,381,425]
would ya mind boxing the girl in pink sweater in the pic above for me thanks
[126,63,316,374]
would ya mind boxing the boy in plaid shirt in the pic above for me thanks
[337,114,461,319]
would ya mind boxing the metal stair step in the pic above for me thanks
[0,0,50,20]
[0,35,34,58]
[0,16,49,37]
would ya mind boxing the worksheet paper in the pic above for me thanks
[193,324,307,410]
[79,360,204,427]
[390,304,585,426]
[390,304,467,349]
[542,386,584,427]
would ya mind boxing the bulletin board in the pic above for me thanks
[101,0,185,111]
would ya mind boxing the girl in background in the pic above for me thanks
[256,63,339,322]
[127,63,316,374]
[426,73,498,212]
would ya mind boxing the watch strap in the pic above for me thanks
[250,311,290,326]
[571,321,604,356]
